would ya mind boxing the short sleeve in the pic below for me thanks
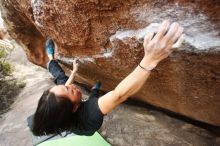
[85,98,104,131]
[74,97,104,135]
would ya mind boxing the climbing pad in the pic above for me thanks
[37,132,111,146]
[27,115,111,146]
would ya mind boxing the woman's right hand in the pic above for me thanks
[73,58,79,72]
[141,20,185,69]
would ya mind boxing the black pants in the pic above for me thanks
[48,60,68,85]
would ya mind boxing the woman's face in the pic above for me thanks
[49,84,82,105]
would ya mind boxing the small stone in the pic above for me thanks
[181,124,193,130]
[101,130,107,136]
[107,138,114,144]
[145,115,156,121]
[216,137,220,144]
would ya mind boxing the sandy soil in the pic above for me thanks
[0,42,54,146]
[0,42,219,146]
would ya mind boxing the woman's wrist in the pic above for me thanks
[72,69,77,74]
[140,56,158,71]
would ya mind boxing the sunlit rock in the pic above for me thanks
[0,0,219,126]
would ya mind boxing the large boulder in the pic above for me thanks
[0,27,10,40]
[0,0,220,126]
[0,13,10,40]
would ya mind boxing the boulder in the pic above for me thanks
[0,0,220,126]
[0,27,10,40]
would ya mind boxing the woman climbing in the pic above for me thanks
[32,20,184,136]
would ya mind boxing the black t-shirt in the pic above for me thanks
[49,63,104,136]
[73,93,104,136]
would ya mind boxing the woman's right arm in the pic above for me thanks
[65,58,79,86]
[98,20,185,115]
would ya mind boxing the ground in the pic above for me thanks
[0,42,219,146]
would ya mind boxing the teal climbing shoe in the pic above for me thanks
[45,39,54,55]
[92,81,101,90]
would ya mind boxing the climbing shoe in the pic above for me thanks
[92,81,101,90]
[45,38,54,56]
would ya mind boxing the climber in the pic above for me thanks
[32,20,185,136]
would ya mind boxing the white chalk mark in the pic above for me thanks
[110,23,220,51]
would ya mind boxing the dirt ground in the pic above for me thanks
[0,42,219,146]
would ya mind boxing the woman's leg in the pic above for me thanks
[90,82,101,98]
[47,60,68,85]
[45,39,68,85]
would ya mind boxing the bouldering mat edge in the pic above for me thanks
[37,132,111,146]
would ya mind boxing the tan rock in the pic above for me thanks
[0,0,220,126]
[0,28,10,40]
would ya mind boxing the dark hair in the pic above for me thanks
[32,89,77,136]
[45,38,54,49]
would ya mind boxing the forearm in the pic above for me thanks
[97,57,155,114]
[114,56,156,100]
[65,70,77,86]
[98,20,184,115]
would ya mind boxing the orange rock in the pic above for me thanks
[0,0,220,126]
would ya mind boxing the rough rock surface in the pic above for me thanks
[0,0,220,126]
[0,13,10,40]
[0,45,219,146]
[0,27,10,40]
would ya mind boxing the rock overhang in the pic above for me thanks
[0,0,220,126]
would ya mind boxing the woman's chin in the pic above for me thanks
[76,92,82,101]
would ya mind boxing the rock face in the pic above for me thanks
[0,27,10,40]
[0,13,10,40]
[0,0,220,126]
